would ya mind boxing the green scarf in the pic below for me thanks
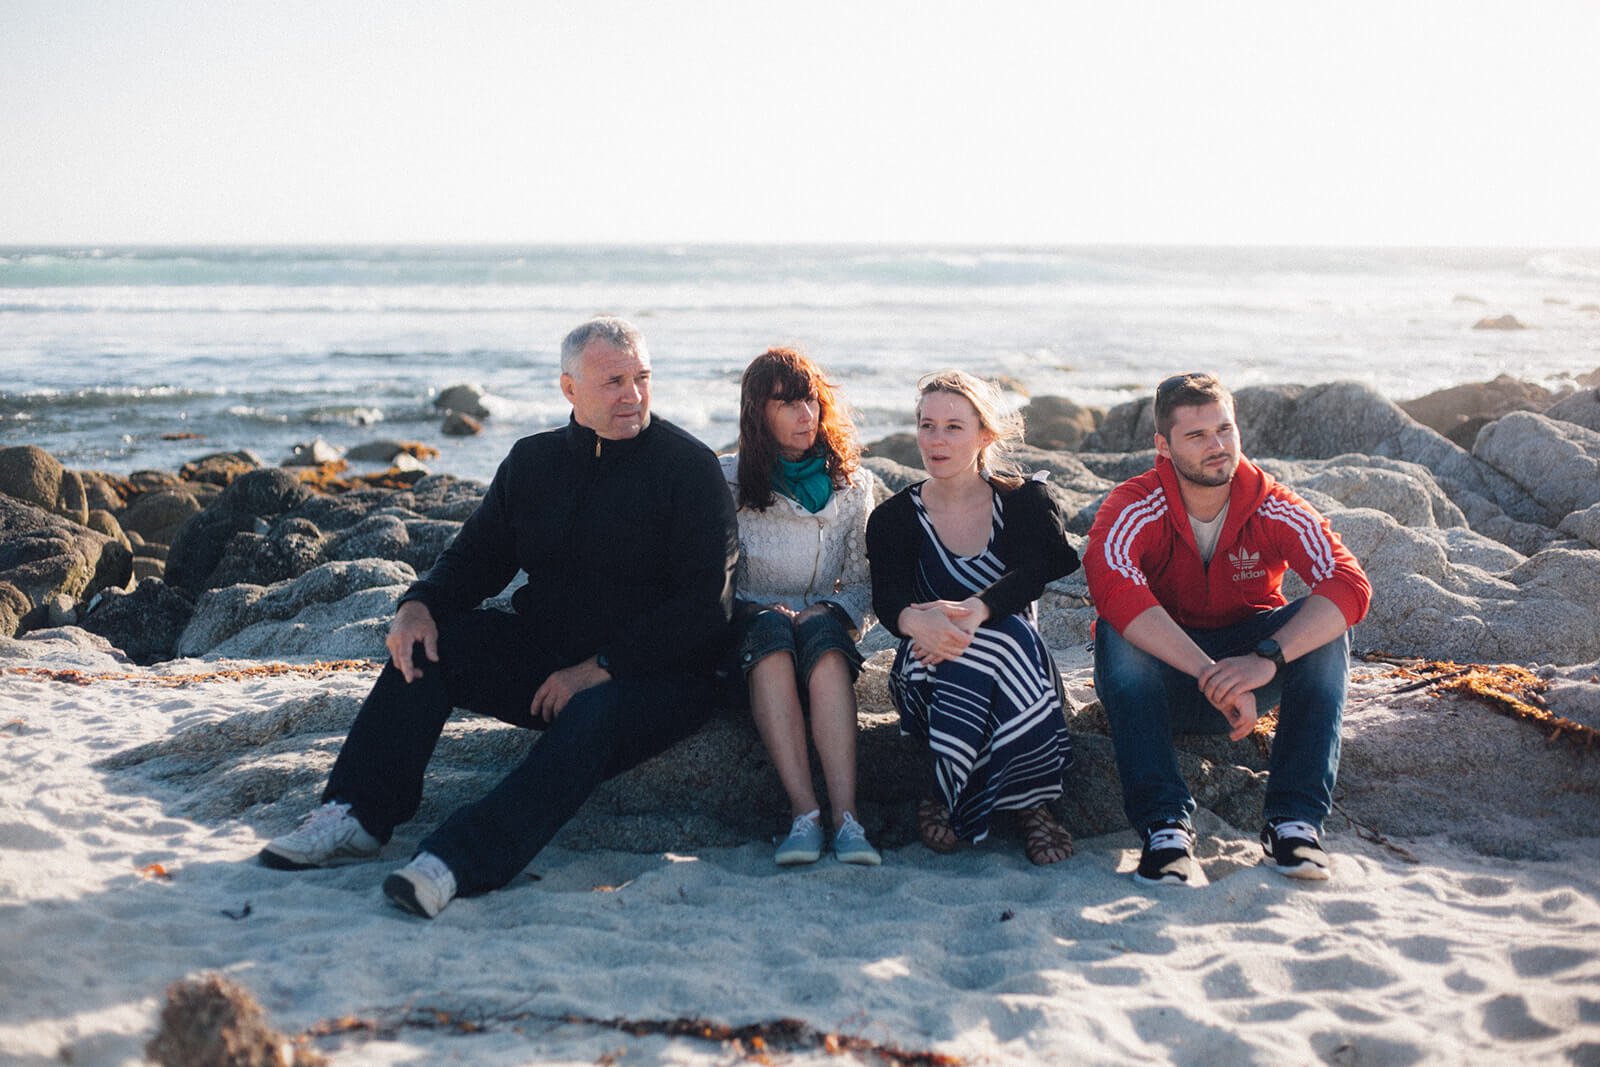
[773,453,833,514]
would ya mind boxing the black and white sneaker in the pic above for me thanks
[382,851,458,919]
[1135,819,1197,886]
[1261,818,1331,880]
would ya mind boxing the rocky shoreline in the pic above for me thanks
[4,373,1600,852]
[5,372,1600,667]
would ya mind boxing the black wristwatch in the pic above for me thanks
[595,651,613,675]
[1253,638,1285,675]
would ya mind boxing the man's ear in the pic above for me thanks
[560,373,576,405]
[1154,432,1170,459]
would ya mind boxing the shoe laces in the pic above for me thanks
[1146,824,1193,853]
[1271,819,1319,844]
[835,812,867,844]
[296,801,355,838]
[788,810,821,837]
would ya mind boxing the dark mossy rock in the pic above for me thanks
[80,578,196,665]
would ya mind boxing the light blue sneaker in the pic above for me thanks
[774,810,824,866]
[832,811,882,866]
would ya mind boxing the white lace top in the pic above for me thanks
[719,452,876,633]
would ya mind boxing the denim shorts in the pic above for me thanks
[726,602,864,707]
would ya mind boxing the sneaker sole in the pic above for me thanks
[1132,871,1195,887]
[1266,859,1331,881]
[835,851,882,866]
[774,849,822,866]
[382,873,438,918]
[257,846,378,871]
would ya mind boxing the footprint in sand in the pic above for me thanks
[1508,944,1591,978]
[1480,993,1562,1041]
[0,821,63,850]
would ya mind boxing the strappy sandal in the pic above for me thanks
[1021,804,1074,866]
[917,797,960,854]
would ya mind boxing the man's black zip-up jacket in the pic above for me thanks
[398,415,738,678]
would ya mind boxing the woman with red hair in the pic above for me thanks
[722,347,880,867]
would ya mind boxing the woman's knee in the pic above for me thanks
[795,613,863,687]
[734,609,798,674]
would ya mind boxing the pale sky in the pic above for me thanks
[3,1,1596,246]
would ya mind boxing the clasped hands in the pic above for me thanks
[1197,654,1276,741]
[763,602,833,624]
[899,597,989,665]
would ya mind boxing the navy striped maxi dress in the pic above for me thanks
[888,485,1072,842]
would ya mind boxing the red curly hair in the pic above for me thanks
[735,347,861,511]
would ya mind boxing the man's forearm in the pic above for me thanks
[1118,606,1215,678]
[1268,594,1350,661]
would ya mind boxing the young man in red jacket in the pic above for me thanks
[1085,373,1370,886]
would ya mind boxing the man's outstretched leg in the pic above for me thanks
[383,672,714,917]
[259,609,549,871]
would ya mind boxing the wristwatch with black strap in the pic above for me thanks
[1253,637,1285,677]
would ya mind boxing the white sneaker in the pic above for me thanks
[258,801,380,870]
[382,851,458,919]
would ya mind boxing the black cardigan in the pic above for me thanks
[865,477,1080,639]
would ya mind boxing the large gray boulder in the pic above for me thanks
[95,651,1271,853]
[1558,503,1600,551]
[175,558,416,659]
[1260,455,1467,530]
[323,512,461,571]
[1234,383,1552,530]
[1543,387,1600,434]
[1473,410,1600,518]
[1331,507,1600,664]
[0,495,133,637]
[99,647,1600,861]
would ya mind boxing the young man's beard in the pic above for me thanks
[1174,453,1237,488]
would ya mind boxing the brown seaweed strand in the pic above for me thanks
[302,1006,964,1065]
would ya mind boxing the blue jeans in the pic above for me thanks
[1092,600,1349,833]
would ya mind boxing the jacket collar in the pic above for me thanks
[564,414,655,464]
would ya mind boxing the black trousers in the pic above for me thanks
[322,608,716,894]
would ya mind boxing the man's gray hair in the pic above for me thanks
[560,317,647,376]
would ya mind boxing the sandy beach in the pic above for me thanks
[3,628,1597,1066]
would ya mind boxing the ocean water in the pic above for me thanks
[3,244,1597,485]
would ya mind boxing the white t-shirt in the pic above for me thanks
[1189,501,1230,565]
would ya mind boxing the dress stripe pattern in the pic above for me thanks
[889,485,1071,842]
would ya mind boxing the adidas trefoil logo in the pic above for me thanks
[1228,547,1267,582]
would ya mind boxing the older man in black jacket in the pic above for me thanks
[260,317,738,918]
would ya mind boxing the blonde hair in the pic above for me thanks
[915,370,1025,489]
